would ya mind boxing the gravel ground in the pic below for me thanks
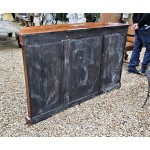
[0,24,150,137]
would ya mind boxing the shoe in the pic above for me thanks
[128,67,141,74]
[139,66,147,76]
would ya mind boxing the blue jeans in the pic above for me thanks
[128,26,150,68]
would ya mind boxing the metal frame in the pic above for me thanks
[142,61,150,108]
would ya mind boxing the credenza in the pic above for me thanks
[19,22,128,124]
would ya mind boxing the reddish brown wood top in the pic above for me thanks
[19,22,128,36]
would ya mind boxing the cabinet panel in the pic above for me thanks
[100,32,126,92]
[25,42,64,117]
[67,36,103,103]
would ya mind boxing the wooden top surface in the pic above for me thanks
[19,22,128,36]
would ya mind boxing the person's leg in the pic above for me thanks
[139,27,150,74]
[128,32,143,73]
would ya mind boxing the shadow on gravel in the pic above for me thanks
[0,33,20,50]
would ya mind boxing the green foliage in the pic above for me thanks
[55,13,68,22]
[85,13,100,22]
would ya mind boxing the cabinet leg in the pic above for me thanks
[16,33,22,48]
[8,33,13,37]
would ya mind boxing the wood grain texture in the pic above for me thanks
[21,46,31,118]
[19,22,127,36]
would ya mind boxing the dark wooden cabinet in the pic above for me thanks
[19,22,128,124]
